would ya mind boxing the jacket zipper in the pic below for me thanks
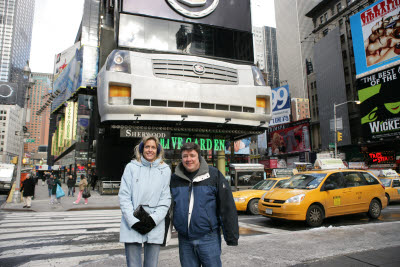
[187,181,193,236]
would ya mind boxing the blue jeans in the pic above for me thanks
[125,243,160,267]
[48,188,52,197]
[68,187,74,196]
[178,232,222,267]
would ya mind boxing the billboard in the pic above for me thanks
[357,65,400,140]
[51,45,99,113]
[120,0,251,32]
[0,82,18,105]
[269,85,291,126]
[350,0,400,77]
[225,138,251,155]
[54,42,81,81]
[267,119,311,155]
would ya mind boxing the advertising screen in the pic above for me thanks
[357,65,400,140]
[268,120,311,155]
[0,82,18,105]
[51,45,99,113]
[120,0,251,32]
[269,85,291,126]
[225,138,251,155]
[350,0,400,76]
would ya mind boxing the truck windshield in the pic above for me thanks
[252,179,277,190]
[278,173,327,190]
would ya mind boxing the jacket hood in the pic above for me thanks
[130,157,168,169]
[175,156,209,182]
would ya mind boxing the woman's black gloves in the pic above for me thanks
[131,205,156,235]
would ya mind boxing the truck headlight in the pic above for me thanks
[252,66,266,86]
[234,197,246,203]
[106,50,131,74]
[285,194,305,203]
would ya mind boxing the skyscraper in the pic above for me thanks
[253,26,280,88]
[26,72,52,155]
[274,0,321,98]
[0,0,35,107]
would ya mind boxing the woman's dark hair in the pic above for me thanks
[81,174,85,179]
[181,142,201,156]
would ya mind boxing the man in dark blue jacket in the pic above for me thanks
[171,142,239,267]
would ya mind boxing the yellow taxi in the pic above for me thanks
[377,170,400,204]
[258,169,387,227]
[233,178,289,215]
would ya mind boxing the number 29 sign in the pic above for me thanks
[269,85,291,126]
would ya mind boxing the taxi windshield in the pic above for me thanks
[279,173,327,190]
[379,178,392,187]
[251,179,277,190]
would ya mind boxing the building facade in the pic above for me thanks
[253,26,280,88]
[0,104,22,162]
[274,0,321,99]
[0,0,35,107]
[25,72,52,154]
[291,98,311,122]
[306,0,375,157]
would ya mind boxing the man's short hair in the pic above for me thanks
[181,142,200,156]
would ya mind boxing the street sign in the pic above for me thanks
[24,138,35,143]
[329,143,335,149]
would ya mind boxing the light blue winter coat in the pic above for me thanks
[119,156,171,244]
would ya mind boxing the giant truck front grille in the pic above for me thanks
[152,59,238,85]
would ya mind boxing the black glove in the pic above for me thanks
[131,216,156,235]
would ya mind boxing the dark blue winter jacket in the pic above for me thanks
[170,157,239,245]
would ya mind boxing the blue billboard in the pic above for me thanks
[269,85,291,126]
[350,0,400,76]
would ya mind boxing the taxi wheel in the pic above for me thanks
[248,199,260,215]
[306,205,324,227]
[385,194,390,205]
[367,199,381,219]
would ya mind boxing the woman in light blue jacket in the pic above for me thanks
[119,135,171,267]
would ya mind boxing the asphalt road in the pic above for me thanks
[0,203,400,266]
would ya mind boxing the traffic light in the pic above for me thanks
[337,131,343,142]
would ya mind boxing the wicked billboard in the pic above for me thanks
[357,65,400,139]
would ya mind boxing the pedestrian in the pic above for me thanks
[91,171,98,190]
[41,174,45,186]
[20,173,35,208]
[170,142,239,267]
[50,175,62,205]
[67,175,76,197]
[46,174,54,198]
[119,135,171,267]
[73,174,89,205]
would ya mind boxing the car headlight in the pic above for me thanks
[251,66,266,86]
[234,197,246,203]
[106,50,131,73]
[285,194,305,203]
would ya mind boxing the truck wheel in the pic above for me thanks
[248,199,260,215]
[367,199,381,219]
[306,205,323,227]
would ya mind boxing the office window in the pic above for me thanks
[337,3,342,13]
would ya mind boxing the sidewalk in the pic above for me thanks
[1,181,120,212]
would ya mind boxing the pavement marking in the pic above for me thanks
[239,222,290,234]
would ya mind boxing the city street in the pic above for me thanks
[1,202,400,266]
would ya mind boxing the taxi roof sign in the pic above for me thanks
[314,158,347,170]
[378,169,399,177]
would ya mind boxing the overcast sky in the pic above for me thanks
[29,0,275,74]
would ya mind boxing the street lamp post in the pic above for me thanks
[334,100,361,158]
[12,61,34,203]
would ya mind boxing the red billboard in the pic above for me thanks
[268,119,311,155]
